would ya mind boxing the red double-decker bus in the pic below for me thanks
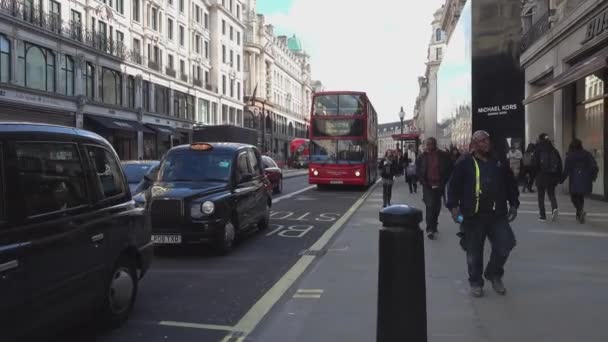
[308,91,378,187]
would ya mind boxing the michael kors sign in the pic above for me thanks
[583,8,608,44]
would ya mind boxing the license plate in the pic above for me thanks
[151,235,182,244]
[330,180,343,184]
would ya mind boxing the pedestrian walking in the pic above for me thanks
[416,137,452,240]
[405,145,418,194]
[506,142,523,181]
[560,139,599,224]
[534,133,563,222]
[379,150,398,208]
[520,143,536,193]
[446,130,519,297]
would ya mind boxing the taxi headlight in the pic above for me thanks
[202,201,215,215]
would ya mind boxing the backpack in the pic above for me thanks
[522,152,533,167]
[539,149,560,174]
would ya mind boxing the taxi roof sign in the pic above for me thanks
[190,143,213,151]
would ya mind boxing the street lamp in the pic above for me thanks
[398,106,405,154]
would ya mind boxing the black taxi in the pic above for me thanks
[143,142,271,254]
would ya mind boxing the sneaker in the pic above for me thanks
[427,232,435,240]
[470,286,484,297]
[491,278,507,295]
[538,217,547,222]
[580,211,586,224]
[551,209,559,222]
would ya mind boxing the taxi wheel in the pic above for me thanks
[215,222,236,255]
[258,202,271,230]
[100,255,138,329]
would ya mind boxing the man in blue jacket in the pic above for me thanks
[446,130,519,297]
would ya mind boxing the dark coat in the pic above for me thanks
[446,153,520,218]
[379,157,399,179]
[416,150,452,189]
[561,149,599,194]
[534,141,563,187]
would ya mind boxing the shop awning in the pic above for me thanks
[145,124,176,135]
[85,115,154,133]
[523,54,608,105]
[392,133,420,140]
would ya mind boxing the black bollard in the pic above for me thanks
[377,204,426,342]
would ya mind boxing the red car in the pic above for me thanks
[262,155,283,194]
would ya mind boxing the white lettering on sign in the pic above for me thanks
[266,224,315,238]
[477,104,518,116]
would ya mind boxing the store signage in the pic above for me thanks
[0,87,73,109]
[477,103,518,116]
[583,9,608,44]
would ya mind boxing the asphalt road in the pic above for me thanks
[53,175,369,342]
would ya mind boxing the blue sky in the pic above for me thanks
[258,0,446,124]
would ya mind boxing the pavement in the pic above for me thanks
[251,178,608,342]
[282,168,308,179]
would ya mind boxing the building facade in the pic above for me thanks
[521,0,608,199]
[413,5,446,142]
[378,120,419,157]
[242,0,312,164]
[0,0,245,160]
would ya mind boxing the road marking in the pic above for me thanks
[272,185,316,204]
[222,180,379,339]
[296,289,324,293]
[158,321,236,332]
[293,289,324,298]
[529,229,608,238]
[518,210,608,217]
[293,294,322,299]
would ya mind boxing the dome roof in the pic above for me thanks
[287,35,302,52]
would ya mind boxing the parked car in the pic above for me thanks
[142,142,271,254]
[121,160,160,194]
[262,155,283,194]
[0,123,152,341]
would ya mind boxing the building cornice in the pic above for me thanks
[211,4,246,29]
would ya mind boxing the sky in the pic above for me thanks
[257,0,446,124]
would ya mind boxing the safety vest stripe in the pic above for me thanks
[473,157,481,214]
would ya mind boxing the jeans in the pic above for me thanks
[406,176,418,193]
[382,178,394,207]
[461,214,516,287]
[571,193,585,213]
[422,185,442,233]
[537,184,558,218]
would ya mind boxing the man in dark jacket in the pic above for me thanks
[534,133,563,222]
[447,130,519,297]
[417,137,452,240]
[561,138,599,223]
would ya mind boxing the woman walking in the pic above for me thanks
[521,143,536,193]
[405,145,418,194]
[379,150,398,207]
[561,139,599,223]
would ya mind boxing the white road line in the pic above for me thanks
[518,210,608,217]
[272,185,316,204]
[222,180,380,339]
[529,229,608,238]
[158,321,236,332]
[293,294,322,299]
[296,289,324,293]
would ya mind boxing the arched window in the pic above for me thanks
[60,55,74,95]
[23,43,55,91]
[85,62,94,99]
[435,28,442,42]
[0,35,10,83]
[102,67,122,105]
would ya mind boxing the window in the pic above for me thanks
[155,84,169,114]
[160,151,233,183]
[230,26,233,40]
[204,40,209,59]
[70,10,82,40]
[179,26,185,46]
[237,32,241,45]
[230,50,233,66]
[132,38,141,64]
[133,0,140,22]
[85,62,94,99]
[116,0,124,14]
[222,75,226,95]
[237,54,240,71]
[60,55,74,95]
[222,45,226,63]
[168,54,174,69]
[50,1,61,33]
[195,34,200,53]
[179,0,184,12]
[229,0,233,12]
[230,79,234,97]
[237,152,251,180]
[86,146,125,199]
[127,75,135,108]
[98,21,107,49]
[313,94,365,115]
[247,150,262,176]
[237,4,240,19]
[222,20,226,35]
[204,13,209,29]
[195,5,200,22]
[204,71,209,86]
[151,8,158,30]
[237,81,241,100]
[16,142,87,217]
[0,35,10,83]
[21,43,55,92]
[180,59,186,78]
[142,80,150,111]
[436,47,442,60]
[101,67,122,105]
[168,19,173,40]
[116,30,124,48]
[435,28,442,42]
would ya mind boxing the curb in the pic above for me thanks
[283,171,308,179]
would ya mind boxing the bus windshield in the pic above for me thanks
[313,94,366,116]
[310,140,366,164]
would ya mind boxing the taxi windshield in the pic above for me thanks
[159,151,232,182]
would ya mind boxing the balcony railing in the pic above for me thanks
[148,60,160,71]
[166,67,176,77]
[521,11,551,53]
[193,78,203,87]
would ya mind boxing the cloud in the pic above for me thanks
[262,0,446,123]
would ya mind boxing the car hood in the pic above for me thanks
[149,181,229,200]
